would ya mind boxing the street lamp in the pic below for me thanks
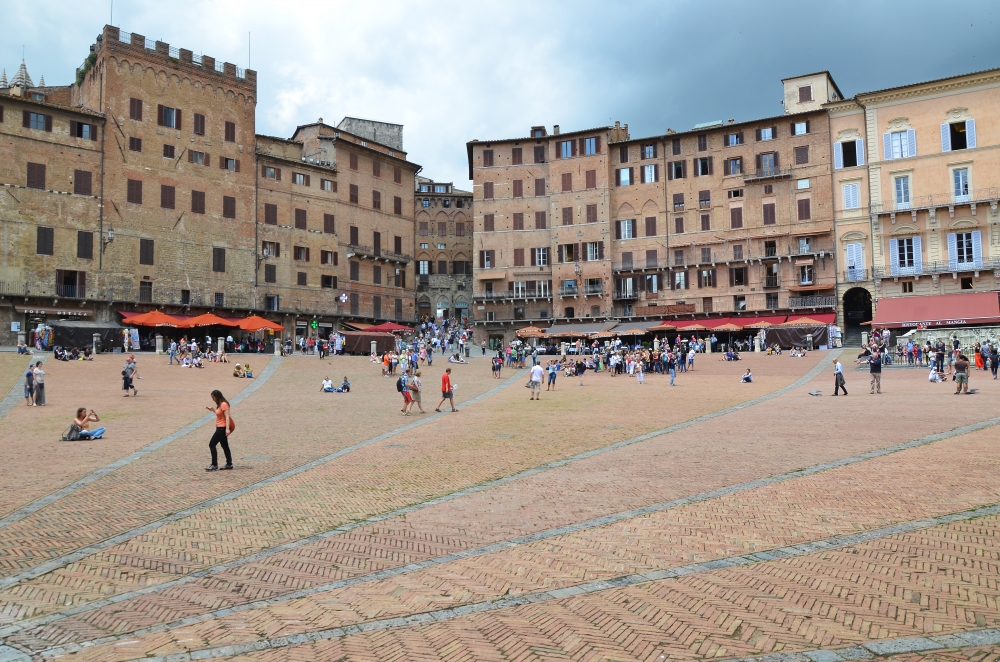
[102,227,114,252]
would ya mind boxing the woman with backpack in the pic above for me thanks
[205,390,233,471]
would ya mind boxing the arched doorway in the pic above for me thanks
[843,287,872,345]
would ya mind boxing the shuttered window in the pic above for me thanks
[418,222,428,236]
[139,238,155,265]
[456,222,465,236]
[511,147,522,164]
[129,136,142,152]
[562,207,573,225]
[513,179,523,197]
[843,183,860,210]
[350,261,360,281]
[372,160,381,177]
[194,113,205,135]
[264,203,278,225]
[645,216,657,236]
[127,179,142,204]
[561,173,572,192]
[483,214,494,232]
[482,149,494,166]
[160,185,175,209]
[264,264,276,283]
[26,162,46,189]
[730,207,743,229]
[534,178,545,196]
[129,98,143,121]
[36,227,54,255]
[438,222,448,236]
[535,211,546,229]
[586,204,597,223]
[794,146,809,164]
[394,166,402,184]
[585,170,596,189]
[323,213,335,233]
[763,202,776,225]
[393,196,402,215]
[349,153,358,170]
[223,196,236,219]
[224,121,236,142]
[533,146,545,163]
[77,231,93,259]
[211,247,226,273]
[701,214,710,231]
[483,182,494,199]
[797,198,811,220]
[674,217,684,234]
[514,248,525,267]
[295,208,307,229]
[192,190,206,214]
[512,212,524,230]
[349,184,359,204]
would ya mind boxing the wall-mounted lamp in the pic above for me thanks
[102,227,115,252]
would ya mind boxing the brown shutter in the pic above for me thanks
[44,115,52,132]
[261,164,267,176]
[738,131,744,144]
[235,159,241,172]
[755,128,761,141]
[756,154,761,171]
[773,151,780,168]
[572,139,578,156]
[790,122,796,135]
[708,156,714,175]
[530,248,536,266]
[275,168,280,180]
[729,267,735,287]
[598,241,605,259]
[692,160,698,178]
[667,163,673,181]
[640,166,646,184]
[175,109,181,130]
[595,136,601,153]
[805,120,810,133]
[680,161,686,178]
[629,167,634,183]
[219,156,225,169]
[305,174,310,186]
[479,251,485,268]
[22,110,29,128]
[189,150,195,163]
[70,120,77,136]
[615,221,622,239]
[615,169,621,186]
[203,152,209,167]
[654,163,659,182]
[157,104,164,126]
[772,125,778,137]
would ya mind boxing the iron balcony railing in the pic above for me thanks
[788,296,837,308]
[343,242,412,264]
[558,285,579,297]
[843,269,869,282]
[872,258,1000,278]
[613,289,638,300]
[474,290,552,301]
[764,276,781,289]
[743,166,794,182]
[870,187,999,215]
[0,281,29,296]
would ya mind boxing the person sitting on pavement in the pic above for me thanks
[448,353,467,364]
[321,376,335,392]
[82,347,93,360]
[929,366,945,383]
[233,363,245,378]
[69,347,80,360]
[741,369,753,383]
[340,377,351,392]
[218,350,230,363]
[74,408,106,439]
[17,339,32,355]
[244,363,253,378]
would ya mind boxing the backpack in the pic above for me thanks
[61,423,81,442]
[396,377,404,393]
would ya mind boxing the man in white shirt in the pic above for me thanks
[320,377,334,392]
[832,358,847,396]
[529,362,545,400]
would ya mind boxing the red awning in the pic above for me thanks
[786,313,836,325]
[871,292,1000,329]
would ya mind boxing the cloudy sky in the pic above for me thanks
[5,0,999,186]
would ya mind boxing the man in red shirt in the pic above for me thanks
[435,367,458,412]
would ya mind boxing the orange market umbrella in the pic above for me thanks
[676,323,708,331]
[714,323,744,332]
[615,328,648,336]
[780,316,825,326]
[746,321,775,328]
[516,326,546,338]
[126,310,183,327]
[647,323,677,332]
[238,315,284,332]
[589,331,616,339]
[178,313,239,328]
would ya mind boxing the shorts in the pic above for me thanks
[529,381,541,392]
[956,373,968,384]
[547,373,556,384]
[402,391,413,403]
[442,390,453,399]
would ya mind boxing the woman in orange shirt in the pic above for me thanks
[205,389,233,471]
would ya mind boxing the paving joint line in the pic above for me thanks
[0,366,525,592]
[22,357,1000,652]
[0,356,283,531]
[0,353,46,422]
[0,352,836,636]
[100,501,1000,662]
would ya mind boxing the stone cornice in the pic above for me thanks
[857,69,1000,106]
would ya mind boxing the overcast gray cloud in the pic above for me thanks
[4,0,999,186]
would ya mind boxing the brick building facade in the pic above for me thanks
[0,25,419,346]
[414,176,473,322]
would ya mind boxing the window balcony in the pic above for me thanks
[0,281,28,296]
[788,295,837,309]
[583,283,605,296]
[473,290,552,302]
[558,284,579,297]
[763,276,781,289]
[743,166,793,182]
[843,268,869,282]
[869,187,999,216]
[343,242,412,265]
[872,258,996,279]
[612,289,638,300]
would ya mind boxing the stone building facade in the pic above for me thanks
[414,176,473,322]
[0,25,420,345]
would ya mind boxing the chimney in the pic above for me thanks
[728,118,735,124]
[553,124,560,135]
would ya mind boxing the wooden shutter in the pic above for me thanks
[640,166,646,184]
[615,221,622,239]
[797,198,811,220]
[22,110,29,128]
[730,207,743,228]
[653,163,659,182]
[763,203,775,225]
[43,115,52,132]
[755,154,762,171]
[274,167,280,180]
[234,159,241,172]
[157,104,164,126]
[598,241,605,259]
[707,156,713,175]
[575,243,581,263]
[645,216,656,236]
[755,128,761,141]
[629,167,634,184]
[680,161,686,178]
[69,120,77,137]
[616,169,621,186]
[175,109,181,130]
[668,163,674,181]
[834,142,844,168]
[478,250,486,268]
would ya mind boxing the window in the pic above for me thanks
[393,196,402,215]
[953,167,970,202]
[794,146,809,164]
[157,105,180,129]
[695,157,711,176]
[728,189,744,199]
[617,168,632,186]
[221,157,238,171]
[350,226,360,244]
[422,199,430,208]
[898,280,913,294]
[560,141,573,158]
[512,212,524,230]
[673,271,687,290]
[193,113,205,135]
[674,249,685,266]
[350,261,360,280]
[483,214,494,232]
[759,127,774,141]
[162,144,175,159]
[437,221,447,236]
[456,222,465,236]
[584,137,598,155]
[291,172,304,185]
[697,134,707,151]
[349,184,359,204]
[757,152,777,176]
[697,190,711,208]
[189,150,205,166]
[585,170,596,189]
[264,264,277,283]
[843,183,860,210]
[701,214,710,231]
[561,172,572,192]
[700,270,715,288]
[533,211,547,229]
[835,139,864,168]
[619,145,629,163]
[533,145,546,163]
[642,164,658,183]
[730,267,747,287]
[25,111,51,131]
[725,132,743,146]
[293,208,307,229]
[645,216,657,236]
[764,184,773,194]
[373,190,381,210]
[511,147,523,164]
[895,237,915,268]
[223,196,236,219]
[139,238,154,265]
[672,193,685,211]
[181,290,192,305]
[129,136,142,152]
[887,130,915,159]
[586,204,597,223]
[763,202,776,225]
[262,203,278,225]
[374,265,383,284]
[73,170,92,196]
[419,221,429,236]
[953,232,975,265]
[349,153,358,170]
[724,158,743,175]
[483,149,494,166]
[321,249,337,265]
[797,178,810,189]
[799,264,814,285]
[129,98,143,121]
[792,121,809,136]
[617,219,635,239]
[372,160,381,178]
[483,182,494,199]
[535,247,549,266]
[943,119,976,152]
[586,242,600,261]
[798,85,813,102]
[534,178,545,195]
[643,144,657,159]
[765,293,779,308]
[701,247,712,263]
[22,162,45,189]
[212,247,226,272]
[322,213,335,234]
[77,231,93,259]
[670,161,685,179]
[224,121,236,142]
[210,292,223,307]
[562,207,573,225]
[513,179,523,197]
[191,190,205,214]
[262,241,280,258]
[293,245,311,262]
[733,244,743,261]
[160,185,175,209]
[730,207,743,229]
[437,242,446,250]
[36,227,53,255]
[514,248,525,267]
[894,175,911,209]
[797,198,811,220]
[127,178,143,204]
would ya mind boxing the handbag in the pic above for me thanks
[228,415,236,433]
[61,423,81,441]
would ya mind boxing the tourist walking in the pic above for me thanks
[32,361,46,406]
[410,370,427,413]
[435,367,458,412]
[122,355,139,397]
[666,352,676,386]
[868,349,882,394]
[205,390,233,471]
[398,369,412,415]
[832,358,847,395]
[954,354,971,394]
[529,362,544,400]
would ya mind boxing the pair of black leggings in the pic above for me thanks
[209,426,232,466]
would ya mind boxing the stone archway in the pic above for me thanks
[843,287,873,327]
